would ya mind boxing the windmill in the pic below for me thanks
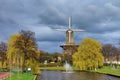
[54,16,85,55]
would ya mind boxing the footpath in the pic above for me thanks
[0,72,11,80]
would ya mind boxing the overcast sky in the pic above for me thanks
[0,0,120,53]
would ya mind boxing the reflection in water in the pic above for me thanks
[40,71,120,80]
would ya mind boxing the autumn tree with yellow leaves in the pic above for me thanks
[73,38,104,70]
[7,30,40,74]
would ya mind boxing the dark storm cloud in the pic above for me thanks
[37,41,63,53]
[27,25,65,42]
[0,0,120,52]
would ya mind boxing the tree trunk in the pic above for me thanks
[2,61,3,69]
[22,57,26,72]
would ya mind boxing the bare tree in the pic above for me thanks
[0,42,7,69]
[102,44,119,63]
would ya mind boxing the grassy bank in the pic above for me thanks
[40,67,64,70]
[5,72,35,80]
[40,66,120,76]
[90,66,120,76]
[40,66,80,71]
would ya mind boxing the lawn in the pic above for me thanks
[90,66,120,76]
[40,67,65,70]
[5,72,35,80]
[40,66,80,71]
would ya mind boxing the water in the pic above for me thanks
[40,71,120,80]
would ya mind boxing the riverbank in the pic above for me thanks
[40,66,120,76]
[90,66,120,76]
[3,66,120,80]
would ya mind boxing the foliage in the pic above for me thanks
[7,30,40,73]
[0,42,7,69]
[102,44,119,62]
[39,52,52,63]
[102,44,119,58]
[73,38,104,70]
[39,52,62,63]
[40,63,62,67]
[62,53,72,65]
[7,34,21,69]
[51,52,62,62]
[26,51,40,74]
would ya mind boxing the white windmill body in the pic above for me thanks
[54,16,85,54]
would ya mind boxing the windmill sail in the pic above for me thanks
[53,16,85,54]
[68,16,72,29]
[53,16,85,45]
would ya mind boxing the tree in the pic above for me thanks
[7,30,40,73]
[72,38,104,70]
[0,42,7,69]
[26,50,40,74]
[62,53,72,65]
[51,52,62,62]
[102,44,119,62]
[7,34,21,69]
[39,52,52,63]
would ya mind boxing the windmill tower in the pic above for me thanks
[55,16,85,55]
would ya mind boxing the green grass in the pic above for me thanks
[90,66,120,76]
[40,66,80,71]
[5,72,35,80]
[40,66,83,71]
[40,67,65,70]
